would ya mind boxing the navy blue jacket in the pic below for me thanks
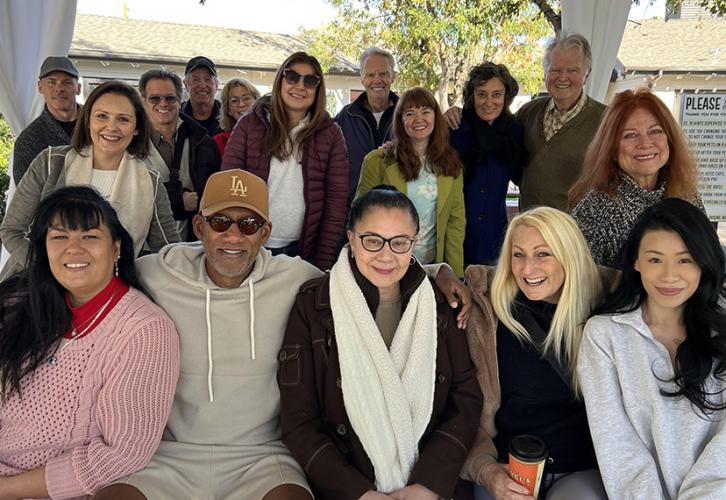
[450,116,524,266]
[334,91,398,199]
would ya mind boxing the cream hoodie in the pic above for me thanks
[136,242,321,446]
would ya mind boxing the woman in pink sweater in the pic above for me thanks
[0,186,180,499]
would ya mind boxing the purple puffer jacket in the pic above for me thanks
[221,98,349,271]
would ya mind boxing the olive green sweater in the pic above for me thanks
[516,96,606,211]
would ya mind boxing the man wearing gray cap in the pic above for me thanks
[182,56,222,136]
[12,56,81,185]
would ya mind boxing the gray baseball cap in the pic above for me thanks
[39,56,79,80]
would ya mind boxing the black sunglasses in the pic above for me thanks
[205,215,265,235]
[282,68,321,90]
[146,95,180,105]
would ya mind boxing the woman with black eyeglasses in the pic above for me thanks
[221,51,348,271]
[278,186,482,500]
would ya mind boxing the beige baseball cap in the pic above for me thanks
[199,169,269,221]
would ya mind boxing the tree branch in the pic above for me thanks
[531,0,561,32]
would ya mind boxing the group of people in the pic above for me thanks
[0,28,724,500]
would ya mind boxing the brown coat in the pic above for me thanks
[460,265,502,485]
[278,261,482,500]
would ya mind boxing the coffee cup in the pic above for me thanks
[508,435,548,497]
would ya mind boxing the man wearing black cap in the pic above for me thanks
[12,56,81,185]
[182,56,222,136]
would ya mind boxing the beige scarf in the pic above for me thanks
[329,247,437,493]
[64,146,155,256]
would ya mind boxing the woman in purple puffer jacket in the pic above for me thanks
[221,51,348,271]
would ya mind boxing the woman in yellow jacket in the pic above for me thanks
[356,87,465,277]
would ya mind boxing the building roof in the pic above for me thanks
[70,14,358,75]
[618,18,726,72]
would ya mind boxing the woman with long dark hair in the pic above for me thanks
[0,186,179,499]
[578,198,726,499]
[356,87,465,276]
[0,80,179,280]
[221,51,348,270]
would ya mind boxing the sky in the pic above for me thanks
[76,0,667,35]
[76,0,338,34]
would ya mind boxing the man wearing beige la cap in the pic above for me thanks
[99,169,320,500]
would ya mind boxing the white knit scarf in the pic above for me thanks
[329,247,437,493]
[65,146,155,256]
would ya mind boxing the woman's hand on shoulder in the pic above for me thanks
[389,483,438,500]
[359,490,396,500]
[480,462,534,500]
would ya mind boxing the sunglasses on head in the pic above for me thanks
[282,68,321,90]
[205,214,265,235]
[146,95,180,105]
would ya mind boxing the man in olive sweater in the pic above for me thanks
[445,33,605,212]
[516,33,606,211]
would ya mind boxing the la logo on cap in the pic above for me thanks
[230,176,248,197]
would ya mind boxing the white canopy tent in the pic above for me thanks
[562,0,632,102]
[1,0,77,267]
[0,0,632,266]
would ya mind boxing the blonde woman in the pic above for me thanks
[213,78,260,156]
[462,207,607,500]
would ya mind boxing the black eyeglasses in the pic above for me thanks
[146,95,180,105]
[282,68,321,90]
[205,215,265,235]
[353,232,416,254]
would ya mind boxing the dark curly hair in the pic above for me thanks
[462,62,519,111]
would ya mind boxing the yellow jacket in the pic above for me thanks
[355,148,465,277]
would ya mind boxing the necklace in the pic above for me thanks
[48,291,117,366]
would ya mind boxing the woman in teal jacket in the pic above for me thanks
[356,87,465,276]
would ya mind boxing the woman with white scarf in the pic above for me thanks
[0,80,179,280]
[278,185,482,500]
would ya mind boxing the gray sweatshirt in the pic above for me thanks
[136,243,322,446]
[578,308,726,500]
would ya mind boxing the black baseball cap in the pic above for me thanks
[185,56,217,77]
[39,56,79,79]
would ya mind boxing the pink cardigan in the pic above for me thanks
[0,289,180,499]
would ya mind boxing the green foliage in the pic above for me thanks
[303,0,552,107]
[0,115,14,227]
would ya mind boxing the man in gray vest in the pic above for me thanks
[12,56,81,185]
